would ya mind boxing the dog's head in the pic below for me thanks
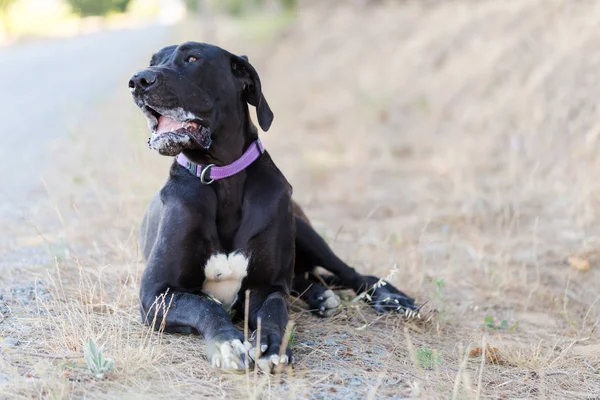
[129,42,273,156]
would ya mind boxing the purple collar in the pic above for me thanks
[176,139,265,184]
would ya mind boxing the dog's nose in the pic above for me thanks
[129,70,157,92]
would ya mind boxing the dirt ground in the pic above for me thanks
[1,1,600,398]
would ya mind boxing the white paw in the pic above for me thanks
[208,339,248,371]
[256,354,290,372]
[248,345,291,372]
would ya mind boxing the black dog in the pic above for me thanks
[129,42,418,372]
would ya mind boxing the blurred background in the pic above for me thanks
[1,0,599,398]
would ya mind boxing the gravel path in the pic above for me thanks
[0,24,171,269]
[0,25,170,214]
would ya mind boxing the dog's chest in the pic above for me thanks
[202,252,248,309]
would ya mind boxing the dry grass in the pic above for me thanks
[2,0,600,398]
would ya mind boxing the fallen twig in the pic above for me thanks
[13,351,78,360]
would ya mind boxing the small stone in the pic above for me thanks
[1,337,21,349]
[568,256,590,272]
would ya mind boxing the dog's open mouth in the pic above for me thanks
[142,105,212,156]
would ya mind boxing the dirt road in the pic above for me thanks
[0,25,171,205]
[0,24,171,269]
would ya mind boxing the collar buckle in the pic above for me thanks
[185,160,197,176]
[200,164,215,185]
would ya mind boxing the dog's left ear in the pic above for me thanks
[231,54,274,132]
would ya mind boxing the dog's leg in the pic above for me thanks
[140,287,248,370]
[295,216,418,314]
[295,217,363,289]
[292,270,340,317]
[244,290,293,372]
[139,198,249,371]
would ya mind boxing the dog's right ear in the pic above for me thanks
[231,54,274,132]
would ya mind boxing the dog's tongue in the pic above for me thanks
[157,116,184,134]
[151,115,210,150]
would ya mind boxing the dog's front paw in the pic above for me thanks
[248,332,293,373]
[359,276,420,318]
[206,330,249,371]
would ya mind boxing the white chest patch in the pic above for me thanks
[202,252,249,310]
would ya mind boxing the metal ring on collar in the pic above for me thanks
[200,164,215,185]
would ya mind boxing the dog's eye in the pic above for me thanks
[186,56,198,63]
